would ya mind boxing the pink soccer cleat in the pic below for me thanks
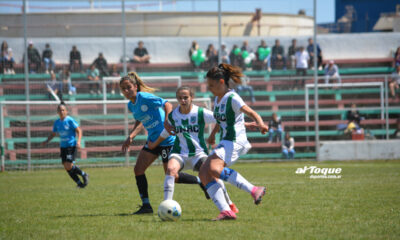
[251,186,266,205]
[212,210,237,221]
[229,203,239,213]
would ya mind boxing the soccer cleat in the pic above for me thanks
[229,203,239,213]
[212,210,237,221]
[82,173,89,187]
[199,183,210,200]
[132,204,153,215]
[251,186,266,205]
[77,182,85,189]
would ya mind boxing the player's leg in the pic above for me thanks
[199,155,236,220]
[61,147,85,188]
[215,141,266,205]
[217,179,239,213]
[163,156,181,200]
[133,148,158,214]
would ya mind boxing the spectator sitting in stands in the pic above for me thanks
[133,41,150,63]
[1,41,8,74]
[229,44,242,68]
[282,132,295,159]
[288,39,298,69]
[257,40,271,72]
[220,43,230,64]
[92,52,109,77]
[1,47,15,74]
[390,65,400,100]
[271,39,287,70]
[58,67,76,95]
[69,45,83,72]
[206,43,218,67]
[46,72,63,100]
[324,60,341,85]
[268,113,283,143]
[42,43,56,74]
[344,103,364,134]
[230,75,256,103]
[294,46,309,90]
[307,38,323,70]
[392,117,400,139]
[189,41,198,65]
[394,47,400,67]
[109,64,120,95]
[26,40,41,73]
[87,64,101,95]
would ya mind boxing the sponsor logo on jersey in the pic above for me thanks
[175,125,199,133]
[214,112,226,122]
[220,104,225,112]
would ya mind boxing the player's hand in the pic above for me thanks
[76,142,81,150]
[259,124,269,135]
[122,137,132,153]
[164,122,175,135]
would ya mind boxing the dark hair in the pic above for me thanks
[120,71,156,93]
[57,101,67,112]
[176,86,195,98]
[206,63,243,87]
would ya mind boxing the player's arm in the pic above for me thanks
[75,126,82,149]
[148,129,169,150]
[41,132,56,147]
[163,102,175,135]
[122,120,143,153]
[240,105,268,134]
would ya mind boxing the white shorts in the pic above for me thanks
[210,140,251,167]
[169,152,208,171]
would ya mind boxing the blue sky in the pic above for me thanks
[0,0,335,23]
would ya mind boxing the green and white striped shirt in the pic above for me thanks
[213,90,248,145]
[167,105,215,157]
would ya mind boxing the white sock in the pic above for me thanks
[217,179,232,205]
[206,181,230,212]
[227,171,254,194]
[164,175,175,200]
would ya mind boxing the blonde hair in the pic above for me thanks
[119,71,157,93]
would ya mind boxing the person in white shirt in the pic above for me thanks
[294,46,310,89]
[199,63,269,221]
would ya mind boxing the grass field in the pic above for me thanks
[1,160,399,240]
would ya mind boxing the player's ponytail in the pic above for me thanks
[206,63,243,87]
[120,71,157,93]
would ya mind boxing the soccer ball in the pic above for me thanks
[157,200,182,221]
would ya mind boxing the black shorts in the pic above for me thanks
[60,146,77,163]
[142,144,172,163]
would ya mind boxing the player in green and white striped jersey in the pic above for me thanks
[148,86,238,213]
[199,63,269,221]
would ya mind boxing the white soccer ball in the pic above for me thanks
[157,200,182,221]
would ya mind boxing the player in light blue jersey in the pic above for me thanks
[120,72,208,215]
[41,102,89,188]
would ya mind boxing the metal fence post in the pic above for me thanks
[0,103,5,172]
[384,76,389,140]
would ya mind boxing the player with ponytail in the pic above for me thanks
[199,63,268,220]
[41,101,89,188]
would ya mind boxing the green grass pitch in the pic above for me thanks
[1,160,399,239]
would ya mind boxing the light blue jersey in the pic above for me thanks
[52,116,79,148]
[128,92,175,146]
